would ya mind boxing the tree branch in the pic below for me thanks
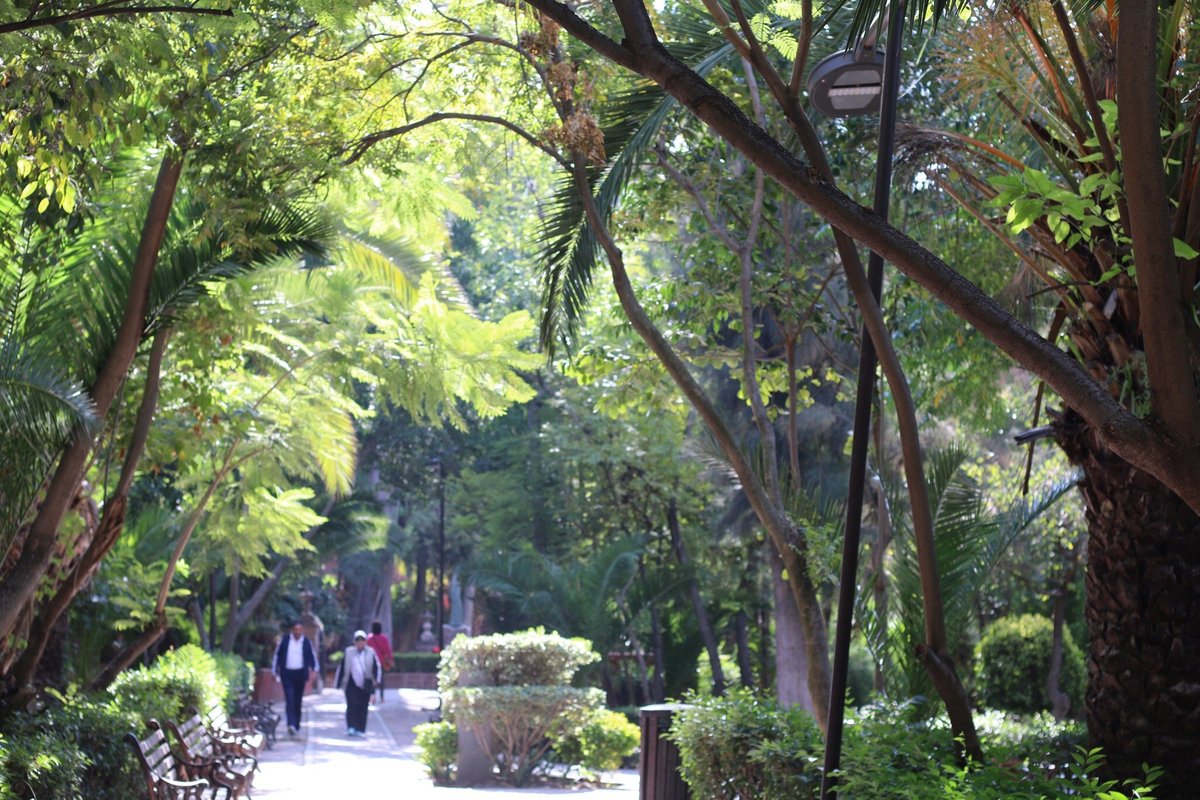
[345,112,570,169]
[0,3,233,34]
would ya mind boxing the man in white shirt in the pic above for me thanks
[272,620,316,736]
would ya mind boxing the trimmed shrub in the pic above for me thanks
[551,708,640,774]
[438,627,598,691]
[975,614,1085,715]
[210,652,254,705]
[395,652,440,673]
[429,628,606,786]
[447,685,603,784]
[413,721,457,785]
[668,689,823,800]
[108,644,227,723]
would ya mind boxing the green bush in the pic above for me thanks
[210,652,254,704]
[447,685,603,784]
[395,652,440,672]
[551,708,640,774]
[668,689,823,800]
[438,627,598,691]
[975,614,1086,715]
[0,728,83,800]
[413,721,456,785]
[108,644,227,723]
[666,693,1157,800]
[0,693,141,800]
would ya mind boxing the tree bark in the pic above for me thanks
[0,153,183,644]
[5,327,171,694]
[771,544,814,714]
[1057,410,1200,795]
[90,616,168,691]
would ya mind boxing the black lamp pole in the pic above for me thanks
[436,457,446,652]
[820,2,907,798]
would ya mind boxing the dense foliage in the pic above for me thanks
[669,692,1159,800]
[975,614,1086,715]
[0,644,243,800]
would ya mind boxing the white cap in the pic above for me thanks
[354,630,367,640]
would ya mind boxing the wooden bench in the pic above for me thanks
[233,693,279,748]
[201,700,266,757]
[162,714,257,799]
[125,725,224,800]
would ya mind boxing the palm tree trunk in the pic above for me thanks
[0,153,183,646]
[1058,411,1200,794]
[6,327,171,695]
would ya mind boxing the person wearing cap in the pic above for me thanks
[334,629,382,737]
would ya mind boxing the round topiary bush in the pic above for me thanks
[975,614,1086,715]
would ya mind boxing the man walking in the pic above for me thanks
[273,620,316,736]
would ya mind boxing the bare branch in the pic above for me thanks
[346,112,570,169]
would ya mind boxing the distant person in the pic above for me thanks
[272,621,316,737]
[365,621,394,702]
[334,630,382,737]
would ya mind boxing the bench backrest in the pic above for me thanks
[126,726,184,791]
[171,713,215,761]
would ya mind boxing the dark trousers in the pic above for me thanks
[281,668,308,730]
[345,680,371,732]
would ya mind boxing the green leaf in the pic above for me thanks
[1173,238,1199,260]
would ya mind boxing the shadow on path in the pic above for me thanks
[250,688,638,798]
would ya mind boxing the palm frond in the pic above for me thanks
[330,230,471,311]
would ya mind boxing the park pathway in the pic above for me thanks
[248,687,639,799]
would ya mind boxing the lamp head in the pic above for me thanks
[806,42,885,117]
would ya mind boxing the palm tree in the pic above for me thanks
[895,4,1200,785]
[0,170,334,701]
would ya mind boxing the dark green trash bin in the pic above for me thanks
[639,704,691,800]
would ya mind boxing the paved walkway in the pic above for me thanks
[249,688,639,798]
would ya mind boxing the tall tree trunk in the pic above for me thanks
[733,611,754,689]
[771,545,813,714]
[1046,585,1070,721]
[189,596,210,652]
[1058,410,1200,794]
[0,153,183,643]
[5,327,171,697]
[667,500,726,696]
[571,158,832,731]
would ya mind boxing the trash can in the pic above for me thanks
[639,703,692,800]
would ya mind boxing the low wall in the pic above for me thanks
[387,671,437,690]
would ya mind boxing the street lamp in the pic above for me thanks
[433,458,446,652]
[807,36,885,117]
[809,4,908,799]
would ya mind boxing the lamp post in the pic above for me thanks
[435,457,446,652]
[808,3,907,798]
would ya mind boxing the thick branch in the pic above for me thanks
[523,0,1198,510]
[1118,1,1200,447]
[0,3,232,34]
